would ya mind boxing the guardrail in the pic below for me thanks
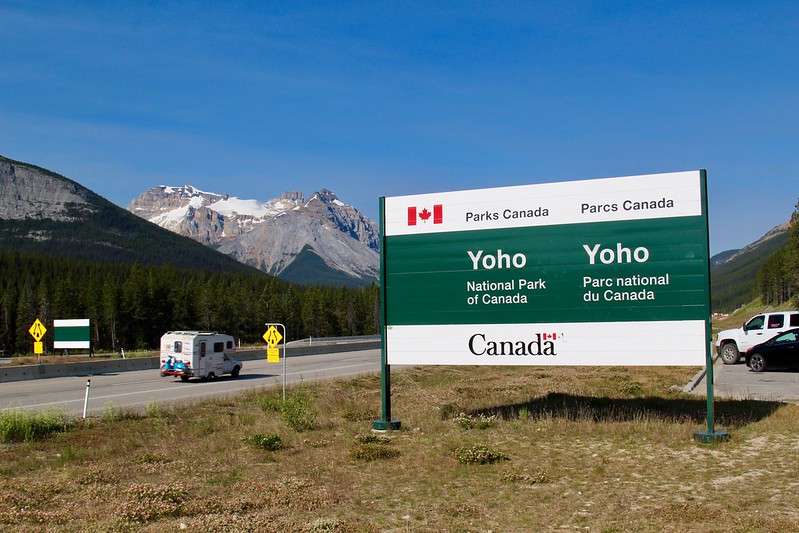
[0,338,381,383]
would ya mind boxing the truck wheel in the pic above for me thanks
[180,376,190,382]
[231,366,240,378]
[749,353,767,373]
[720,343,740,365]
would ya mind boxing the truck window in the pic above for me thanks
[745,316,764,331]
[173,341,182,353]
[768,315,784,329]
[791,315,799,327]
[214,342,224,353]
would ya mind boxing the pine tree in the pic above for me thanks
[786,198,799,304]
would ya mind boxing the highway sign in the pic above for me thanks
[263,325,283,348]
[29,319,47,342]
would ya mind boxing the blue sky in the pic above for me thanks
[1,1,797,255]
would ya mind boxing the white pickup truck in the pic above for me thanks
[716,311,799,364]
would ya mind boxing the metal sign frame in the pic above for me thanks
[375,171,727,441]
[264,323,287,400]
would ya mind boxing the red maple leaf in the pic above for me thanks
[418,208,432,222]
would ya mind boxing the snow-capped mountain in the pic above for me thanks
[128,186,379,286]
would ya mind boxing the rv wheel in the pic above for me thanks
[180,376,189,382]
[231,366,240,378]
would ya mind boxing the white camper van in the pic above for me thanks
[160,331,242,382]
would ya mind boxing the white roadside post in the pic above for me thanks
[83,379,91,419]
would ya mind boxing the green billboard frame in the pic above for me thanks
[373,171,728,442]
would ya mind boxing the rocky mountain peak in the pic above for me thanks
[128,184,380,285]
[0,155,96,221]
[282,191,304,203]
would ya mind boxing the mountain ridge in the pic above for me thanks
[128,184,380,286]
[710,220,791,312]
[0,155,259,274]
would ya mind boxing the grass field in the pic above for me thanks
[1,363,797,532]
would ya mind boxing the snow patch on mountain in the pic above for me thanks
[128,185,379,285]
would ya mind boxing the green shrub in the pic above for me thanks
[0,408,71,443]
[342,409,375,422]
[255,392,284,413]
[501,470,550,484]
[620,381,644,396]
[243,432,283,451]
[118,483,187,524]
[256,389,317,431]
[454,412,496,429]
[354,433,391,445]
[453,445,508,465]
[145,400,164,418]
[351,443,400,461]
[281,391,317,432]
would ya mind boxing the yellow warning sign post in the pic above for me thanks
[29,318,47,360]
[263,325,283,362]
[263,323,287,399]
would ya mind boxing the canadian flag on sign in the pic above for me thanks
[542,333,557,341]
[407,205,443,225]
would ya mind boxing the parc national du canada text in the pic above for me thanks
[462,196,676,308]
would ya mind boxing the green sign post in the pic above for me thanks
[374,171,728,442]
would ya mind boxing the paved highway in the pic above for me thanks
[0,348,381,417]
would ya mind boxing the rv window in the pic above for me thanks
[226,341,233,349]
[200,342,206,357]
[174,341,182,353]
[214,342,224,353]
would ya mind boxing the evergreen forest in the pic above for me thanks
[756,199,799,307]
[0,251,379,356]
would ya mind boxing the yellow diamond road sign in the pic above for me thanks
[263,326,283,348]
[29,319,47,342]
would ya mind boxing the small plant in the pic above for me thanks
[255,393,284,413]
[350,432,399,461]
[454,412,497,429]
[75,469,118,485]
[342,409,375,422]
[351,443,401,461]
[256,389,317,431]
[620,381,644,396]
[0,408,71,443]
[354,433,391,445]
[102,400,120,420]
[118,483,187,524]
[243,432,283,451]
[501,470,550,484]
[307,517,345,531]
[453,445,508,465]
[145,400,163,418]
[140,452,172,464]
[99,400,145,422]
[281,390,317,432]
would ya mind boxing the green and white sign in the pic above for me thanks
[381,171,710,366]
[54,319,91,349]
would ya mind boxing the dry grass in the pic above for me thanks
[1,364,797,532]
